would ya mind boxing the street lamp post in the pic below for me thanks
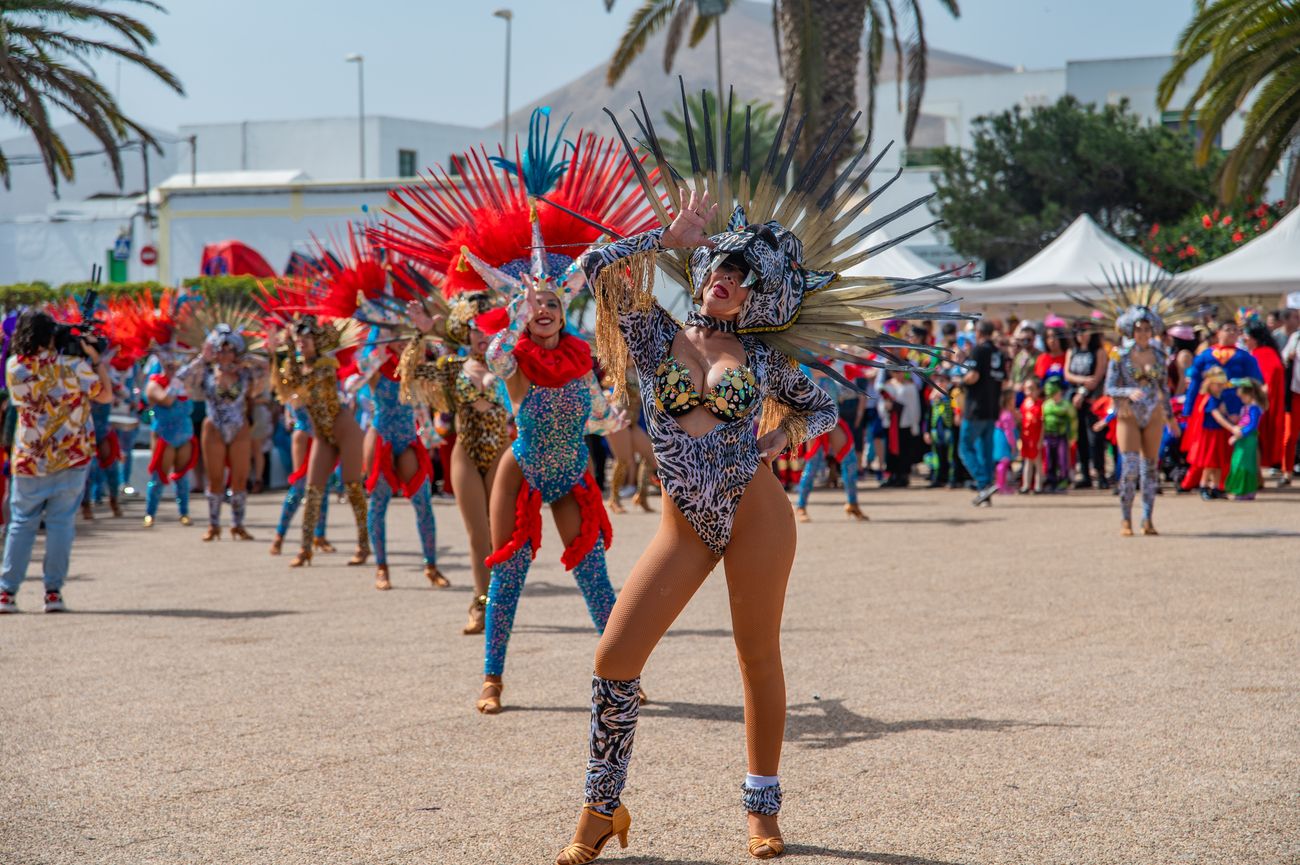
[345,53,365,179]
[493,9,513,148]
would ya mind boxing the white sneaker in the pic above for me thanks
[0,590,16,613]
[43,590,66,613]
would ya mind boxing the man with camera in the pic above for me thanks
[0,310,113,613]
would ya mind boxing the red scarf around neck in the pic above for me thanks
[513,333,593,388]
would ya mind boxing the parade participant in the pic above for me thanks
[1241,320,1286,473]
[268,403,333,556]
[1184,366,1232,497]
[603,368,657,514]
[558,89,961,863]
[1223,378,1266,500]
[269,315,367,567]
[177,319,265,541]
[143,351,196,527]
[402,291,510,632]
[372,108,655,668]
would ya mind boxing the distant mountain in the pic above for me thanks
[488,0,1009,137]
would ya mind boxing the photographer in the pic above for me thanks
[0,310,113,614]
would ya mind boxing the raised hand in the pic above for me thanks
[661,188,718,249]
[406,300,436,334]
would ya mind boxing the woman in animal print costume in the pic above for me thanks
[553,89,963,864]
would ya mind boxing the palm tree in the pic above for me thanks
[776,0,959,163]
[0,0,183,193]
[1158,0,1300,206]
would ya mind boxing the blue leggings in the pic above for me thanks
[483,538,615,678]
[146,473,190,519]
[796,449,859,508]
[277,477,329,538]
[367,476,438,566]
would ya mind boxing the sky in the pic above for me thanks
[5,0,1198,138]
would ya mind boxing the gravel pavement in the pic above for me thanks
[2,482,1297,865]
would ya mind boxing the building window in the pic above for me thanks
[398,149,417,177]
[1161,110,1221,151]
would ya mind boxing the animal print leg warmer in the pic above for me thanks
[344,481,369,557]
[1140,457,1159,523]
[742,781,783,815]
[1118,451,1140,522]
[301,485,325,555]
[584,675,642,817]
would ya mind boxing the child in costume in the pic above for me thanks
[1019,377,1044,493]
[794,367,865,520]
[1222,377,1265,500]
[1041,378,1077,491]
[1183,366,1232,499]
[993,389,1019,494]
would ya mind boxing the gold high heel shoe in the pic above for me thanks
[269,534,283,556]
[476,679,503,714]
[463,595,487,635]
[289,549,312,568]
[1120,520,1134,537]
[142,515,155,528]
[347,547,369,566]
[555,803,631,865]
[794,507,810,523]
[374,564,391,591]
[230,526,255,541]
[179,515,192,526]
[844,502,868,521]
[425,564,450,588]
[202,526,221,541]
[313,537,336,553]
[748,835,785,859]
[1142,520,1159,536]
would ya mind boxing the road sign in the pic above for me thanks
[140,245,158,266]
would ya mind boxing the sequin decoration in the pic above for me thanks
[513,378,593,502]
[654,354,759,421]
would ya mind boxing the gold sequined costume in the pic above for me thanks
[400,347,509,476]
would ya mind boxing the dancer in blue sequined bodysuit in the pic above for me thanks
[142,354,196,527]
[269,404,332,556]
[359,342,444,591]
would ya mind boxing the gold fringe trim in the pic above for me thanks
[593,250,657,404]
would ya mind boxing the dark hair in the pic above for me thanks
[977,320,995,337]
[1246,322,1281,361]
[941,322,957,337]
[1075,330,1102,353]
[12,310,56,357]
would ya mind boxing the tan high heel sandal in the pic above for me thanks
[476,679,503,714]
[269,535,283,556]
[463,595,487,635]
[230,526,255,541]
[748,835,785,859]
[313,537,337,553]
[794,507,810,523]
[1142,520,1159,536]
[425,565,450,588]
[844,502,868,521]
[202,526,220,541]
[1120,520,1134,537]
[290,549,312,568]
[374,565,391,591]
[347,547,369,566]
[555,803,631,865]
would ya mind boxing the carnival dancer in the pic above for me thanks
[176,313,265,541]
[372,108,656,656]
[557,88,962,863]
[269,315,367,567]
[269,403,333,556]
[403,292,511,633]
[603,369,657,514]
[143,352,196,527]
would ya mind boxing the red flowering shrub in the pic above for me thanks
[1144,199,1288,272]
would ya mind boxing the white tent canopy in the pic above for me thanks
[958,214,1166,305]
[841,230,962,312]
[1181,206,1300,297]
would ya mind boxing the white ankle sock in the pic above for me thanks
[745,774,780,788]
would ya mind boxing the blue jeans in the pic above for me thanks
[1,466,90,594]
[958,418,996,489]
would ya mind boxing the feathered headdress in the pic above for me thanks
[173,292,264,356]
[590,81,970,397]
[370,106,660,312]
[1067,264,1199,338]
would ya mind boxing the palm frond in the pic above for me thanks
[607,0,681,86]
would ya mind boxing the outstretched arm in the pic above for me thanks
[583,372,627,435]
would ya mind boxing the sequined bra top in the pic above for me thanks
[454,367,502,410]
[654,353,760,422]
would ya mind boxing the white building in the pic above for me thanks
[179,116,486,182]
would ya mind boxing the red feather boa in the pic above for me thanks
[513,333,592,388]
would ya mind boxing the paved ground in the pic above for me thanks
[2,480,1298,865]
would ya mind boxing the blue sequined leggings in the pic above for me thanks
[145,473,190,519]
[276,477,329,538]
[483,539,616,678]
[367,476,438,566]
[795,450,859,509]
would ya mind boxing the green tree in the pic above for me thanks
[0,0,183,192]
[1158,0,1300,206]
[930,96,1222,278]
[658,92,780,183]
[1142,198,1288,274]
